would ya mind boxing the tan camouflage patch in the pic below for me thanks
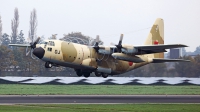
[61,42,77,62]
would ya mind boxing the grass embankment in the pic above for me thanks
[0,85,199,95]
[0,104,200,112]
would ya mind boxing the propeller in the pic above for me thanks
[114,34,123,52]
[26,37,40,58]
[93,35,100,52]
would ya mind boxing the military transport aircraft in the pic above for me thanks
[9,18,189,78]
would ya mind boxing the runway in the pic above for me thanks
[0,95,200,104]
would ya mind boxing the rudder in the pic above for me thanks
[144,18,164,58]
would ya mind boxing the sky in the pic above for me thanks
[0,0,200,52]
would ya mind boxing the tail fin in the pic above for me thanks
[144,18,164,58]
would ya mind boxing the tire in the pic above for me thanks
[95,72,101,77]
[83,73,90,78]
[102,74,108,78]
[48,63,52,68]
[76,70,82,77]
[45,62,52,68]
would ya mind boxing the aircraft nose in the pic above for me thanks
[33,47,45,59]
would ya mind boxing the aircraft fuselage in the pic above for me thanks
[35,40,149,76]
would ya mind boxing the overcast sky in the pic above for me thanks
[0,0,200,51]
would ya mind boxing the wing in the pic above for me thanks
[122,44,187,55]
[134,44,187,50]
[152,58,190,63]
[9,44,31,47]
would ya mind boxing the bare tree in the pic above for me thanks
[0,15,2,45]
[11,8,19,44]
[29,9,37,42]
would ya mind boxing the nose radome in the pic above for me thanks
[33,47,45,59]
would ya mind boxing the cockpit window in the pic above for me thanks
[39,41,44,44]
[39,41,48,45]
[48,41,55,46]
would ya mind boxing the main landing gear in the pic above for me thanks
[75,69,109,78]
[75,69,91,78]
[95,72,108,78]
[102,74,108,78]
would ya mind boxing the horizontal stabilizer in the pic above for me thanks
[152,58,190,63]
[9,44,30,47]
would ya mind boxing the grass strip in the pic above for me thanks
[0,85,199,95]
[0,104,200,112]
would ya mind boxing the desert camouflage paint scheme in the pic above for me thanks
[38,40,143,75]
[9,18,189,78]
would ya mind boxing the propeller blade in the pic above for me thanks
[115,34,123,52]
[118,34,123,46]
[94,35,99,46]
[25,46,31,56]
[34,37,40,44]
[93,35,100,52]
[26,50,31,56]
[31,49,36,59]
[31,37,40,49]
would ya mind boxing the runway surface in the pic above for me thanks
[0,95,200,104]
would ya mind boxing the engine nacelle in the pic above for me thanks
[112,53,147,63]
[98,46,111,54]
[121,47,138,54]
[96,66,111,74]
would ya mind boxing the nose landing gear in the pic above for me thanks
[45,62,52,68]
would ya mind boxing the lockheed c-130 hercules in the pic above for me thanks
[9,18,189,78]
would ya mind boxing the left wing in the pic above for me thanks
[93,44,187,55]
[152,58,190,63]
[134,44,187,50]
[122,44,187,55]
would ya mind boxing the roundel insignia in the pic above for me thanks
[129,62,133,66]
[154,40,159,45]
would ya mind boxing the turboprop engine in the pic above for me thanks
[98,46,111,54]
[112,53,150,63]
[121,47,138,54]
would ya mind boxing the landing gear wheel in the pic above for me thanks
[95,72,101,77]
[83,73,90,78]
[45,62,52,68]
[102,74,108,78]
[75,70,82,77]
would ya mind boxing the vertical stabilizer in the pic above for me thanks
[144,18,164,58]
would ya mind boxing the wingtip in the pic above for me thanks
[178,44,188,47]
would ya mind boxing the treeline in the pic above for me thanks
[121,56,200,77]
